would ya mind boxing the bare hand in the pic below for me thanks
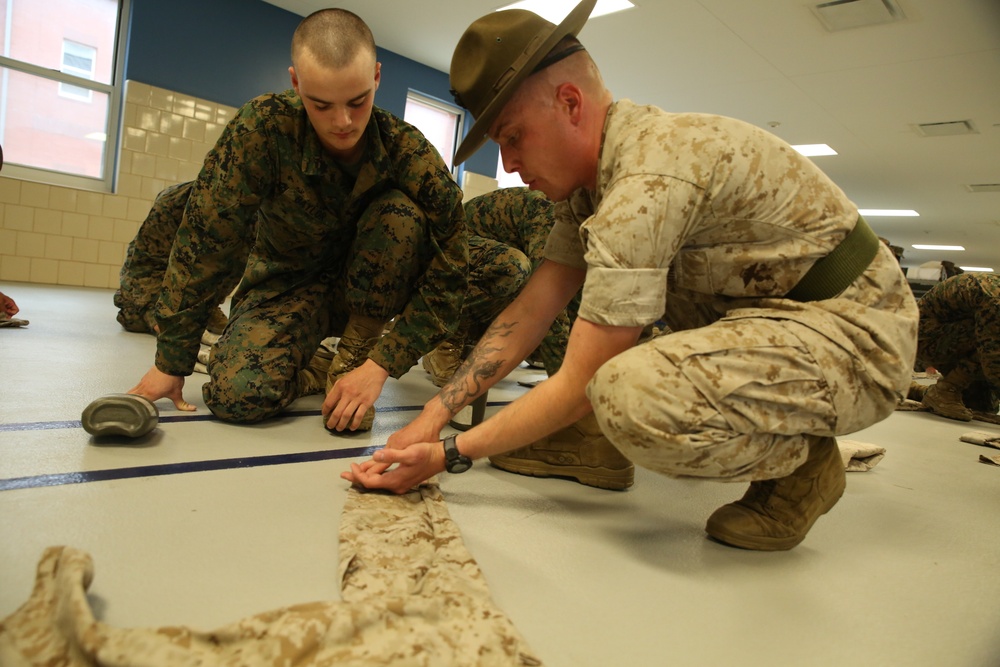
[0,292,18,317]
[340,441,444,494]
[128,366,196,412]
[323,359,388,431]
[386,410,446,450]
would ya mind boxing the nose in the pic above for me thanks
[331,106,351,131]
[499,148,519,175]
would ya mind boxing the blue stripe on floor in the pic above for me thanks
[0,400,510,492]
[0,405,420,433]
[0,446,380,492]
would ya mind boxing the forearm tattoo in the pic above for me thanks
[440,320,517,414]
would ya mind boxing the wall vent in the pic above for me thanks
[813,0,906,31]
[966,184,1000,193]
[913,120,979,137]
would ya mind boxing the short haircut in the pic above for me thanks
[290,8,376,68]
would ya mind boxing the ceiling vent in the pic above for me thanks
[813,0,906,31]
[966,183,1000,193]
[912,120,979,137]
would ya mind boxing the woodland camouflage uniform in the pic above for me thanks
[916,272,1000,414]
[155,91,467,423]
[114,181,252,336]
[464,187,578,375]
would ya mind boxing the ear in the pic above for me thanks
[554,82,584,124]
[373,61,382,92]
[288,66,299,92]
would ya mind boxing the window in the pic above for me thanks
[404,91,463,174]
[0,0,128,190]
[58,40,97,102]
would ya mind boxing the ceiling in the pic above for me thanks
[262,0,1000,273]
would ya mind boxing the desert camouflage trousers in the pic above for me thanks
[0,482,542,666]
[587,244,919,482]
[203,191,525,423]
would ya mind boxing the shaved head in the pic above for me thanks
[291,8,376,69]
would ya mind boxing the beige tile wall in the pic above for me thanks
[0,81,237,289]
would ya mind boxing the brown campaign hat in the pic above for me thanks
[449,0,597,165]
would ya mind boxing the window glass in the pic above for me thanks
[404,91,462,173]
[1,0,118,85]
[0,0,126,190]
[59,40,98,101]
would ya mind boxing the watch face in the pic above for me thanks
[448,459,472,474]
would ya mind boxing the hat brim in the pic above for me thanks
[454,0,597,165]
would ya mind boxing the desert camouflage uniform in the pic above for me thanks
[0,482,542,666]
[154,91,468,423]
[545,100,919,482]
[916,272,1000,410]
[113,181,255,334]
[465,187,577,375]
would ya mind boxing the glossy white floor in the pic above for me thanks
[1,282,998,666]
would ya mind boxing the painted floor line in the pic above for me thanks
[0,446,380,492]
[0,401,509,433]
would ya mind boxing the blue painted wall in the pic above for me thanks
[124,0,499,175]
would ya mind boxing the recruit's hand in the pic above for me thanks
[0,292,18,317]
[340,440,444,494]
[323,359,389,431]
[128,366,197,412]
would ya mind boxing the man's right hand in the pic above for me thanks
[128,366,197,412]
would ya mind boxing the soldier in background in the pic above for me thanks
[88,8,468,436]
[917,272,1000,420]
[345,0,919,553]
[422,186,576,386]
[113,182,244,339]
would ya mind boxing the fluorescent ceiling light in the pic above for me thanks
[497,0,634,22]
[912,244,965,251]
[858,209,919,217]
[792,144,837,157]
[959,266,994,272]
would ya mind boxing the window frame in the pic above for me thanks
[0,0,130,193]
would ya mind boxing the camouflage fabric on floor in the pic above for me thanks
[0,482,542,667]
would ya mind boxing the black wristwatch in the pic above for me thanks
[442,434,473,473]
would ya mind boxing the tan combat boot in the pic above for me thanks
[906,381,928,402]
[488,413,635,490]
[206,306,229,335]
[922,368,975,421]
[325,315,386,431]
[296,344,335,397]
[705,436,846,551]
[422,340,464,387]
